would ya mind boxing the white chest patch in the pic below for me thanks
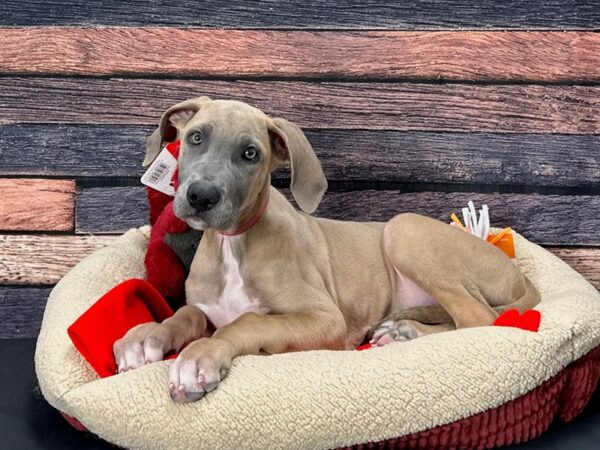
[195,236,267,328]
[395,268,438,308]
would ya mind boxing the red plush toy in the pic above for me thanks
[492,308,541,331]
[145,199,188,308]
[68,140,201,377]
[144,141,201,310]
[67,279,175,377]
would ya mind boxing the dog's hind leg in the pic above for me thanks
[379,213,522,344]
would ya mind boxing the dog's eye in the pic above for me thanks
[242,146,259,162]
[188,132,203,145]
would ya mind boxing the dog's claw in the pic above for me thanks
[185,391,205,402]
[168,383,205,403]
[204,382,219,393]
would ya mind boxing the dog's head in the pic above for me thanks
[144,97,327,231]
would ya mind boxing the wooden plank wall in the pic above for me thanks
[0,1,599,338]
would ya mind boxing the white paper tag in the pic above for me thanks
[141,146,178,196]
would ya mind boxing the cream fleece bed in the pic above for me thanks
[35,226,600,450]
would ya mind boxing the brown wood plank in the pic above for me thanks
[548,248,600,290]
[2,125,600,187]
[0,179,75,231]
[2,29,599,82]
[0,234,115,284]
[0,232,597,295]
[0,245,597,339]
[76,186,600,245]
[2,78,599,133]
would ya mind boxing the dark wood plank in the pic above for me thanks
[0,1,597,29]
[0,287,50,338]
[3,29,599,82]
[0,125,149,177]
[76,186,600,245]
[76,187,149,234]
[0,235,115,284]
[2,78,599,133]
[0,179,75,231]
[316,191,600,246]
[3,125,599,187]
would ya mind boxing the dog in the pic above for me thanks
[113,97,540,403]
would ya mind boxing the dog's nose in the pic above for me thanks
[187,183,221,212]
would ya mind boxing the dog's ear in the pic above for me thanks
[269,118,327,213]
[143,96,211,167]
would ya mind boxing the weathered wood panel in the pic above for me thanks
[0,235,115,284]
[2,79,599,133]
[3,29,599,82]
[549,248,600,290]
[0,179,75,231]
[0,245,598,338]
[313,192,600,247]
[0,125,149,177]
[76,187,600,245]
[316,191,600,246]
[76,187,149,234]
[0,287,50,338]
[2,125,600,187]
[0,1,597,29]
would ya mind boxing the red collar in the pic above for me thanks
[218,193,269,237]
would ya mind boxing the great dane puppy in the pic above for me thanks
[114,97,540,402]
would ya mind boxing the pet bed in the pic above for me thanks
[35,226,600,449]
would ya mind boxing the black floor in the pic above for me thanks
[1,338,599,450]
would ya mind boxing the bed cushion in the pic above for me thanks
[35,226,600,449]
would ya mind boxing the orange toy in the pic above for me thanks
[450,202,515,259]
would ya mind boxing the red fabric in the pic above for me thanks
[60,412,88,432]
[145,140,189,308]
[147,187,173,226]
[166,141,181,191]
[493,309,541,332]
[67,279,174,378]
[145,201,189,304]
[355,343,374,351]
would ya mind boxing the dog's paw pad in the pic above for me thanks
[370,319,421,346]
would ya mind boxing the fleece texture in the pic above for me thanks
[35,227,600,450]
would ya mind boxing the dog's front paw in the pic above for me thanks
[113,322,169,373]
[370,319,421,347]
[168,337,234,403]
